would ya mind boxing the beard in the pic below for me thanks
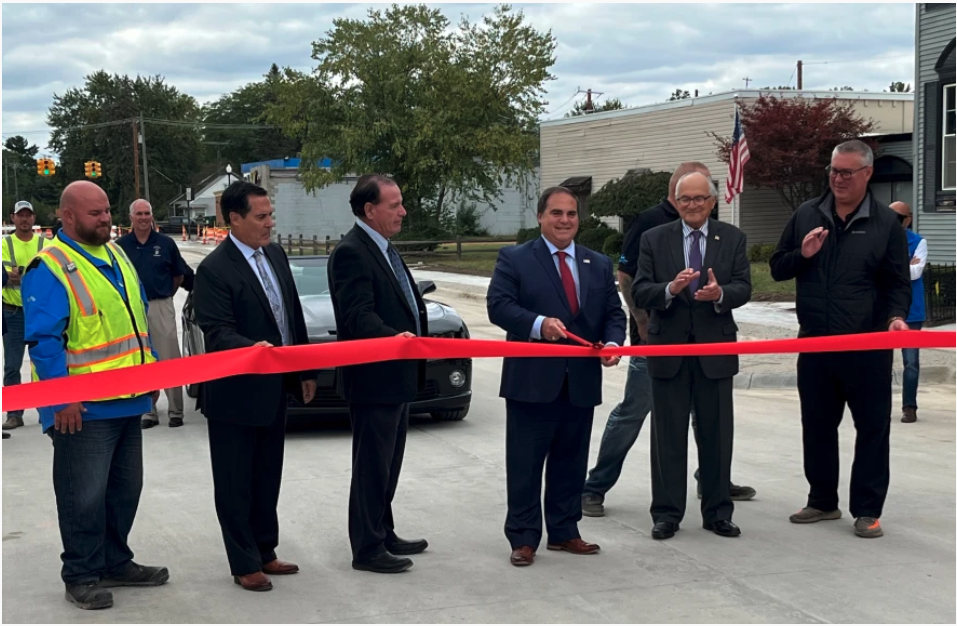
[76,222,111,246]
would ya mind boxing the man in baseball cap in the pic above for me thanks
[2,199,45,431]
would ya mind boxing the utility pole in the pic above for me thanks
[132,120,141,200]
[139,112,150,203]
[575,86,604,113]
[743,77,752,88]
[797,60,803,90]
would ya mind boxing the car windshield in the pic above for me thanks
[289,257,330,296]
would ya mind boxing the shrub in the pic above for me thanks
[602,232,625,258]
[577,226,613,251]
[748,243,777,263]
[452,202,489,237]
[515,226,541,244]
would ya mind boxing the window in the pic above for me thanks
[944,83,956,190]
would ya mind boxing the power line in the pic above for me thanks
[545,92,578,117]
[2,117,278,140]
[803,53,912,66]
[786,66,797,88]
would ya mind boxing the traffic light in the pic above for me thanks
[36,158,55,176]
[48,159,55,176]
[84,161,92,178]
[91,161,101,178]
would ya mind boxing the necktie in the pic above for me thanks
[387,244,421,336]
[253,250,289,346]
[688,230,703,292]
[555,251,579,315]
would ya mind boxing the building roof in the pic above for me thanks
[241,157,332,173]
[541,89,915,128]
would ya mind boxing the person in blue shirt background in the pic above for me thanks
[22,181,169,610]
[889,201,927,424]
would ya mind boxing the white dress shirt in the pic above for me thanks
[229,233,287,332]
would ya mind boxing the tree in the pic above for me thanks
[887,81,911,93]
[668,89,691,101]
[202,64,303,169]
[47,71,203,223]
[711,95,876,214]
[565,97,626,117]
[759,86,796,91]
[268,4,555,235]
[1,136,62,223]
[587,170,671,220]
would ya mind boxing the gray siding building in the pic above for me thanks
[914,2,956,263]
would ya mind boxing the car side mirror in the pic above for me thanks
[418,280,436,296]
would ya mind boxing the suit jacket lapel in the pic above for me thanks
[575,248,590,314]
[533,238,573,315]
[668,221,691,304]
[264,244,293,311]
[352,226,415,319]
[224,237,279,333]
[701,218,722,279]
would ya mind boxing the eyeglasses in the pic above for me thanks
[676,196,713,205]
[826,165,870,180]
[896,213,910,224]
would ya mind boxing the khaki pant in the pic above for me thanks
[146,297,184,420]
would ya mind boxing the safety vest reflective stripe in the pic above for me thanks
[66,333,149,368]
[36,247,97,317]
[3,235,45,278]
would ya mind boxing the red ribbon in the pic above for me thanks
[2,331,953,413]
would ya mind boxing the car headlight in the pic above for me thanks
[449,370,466,388]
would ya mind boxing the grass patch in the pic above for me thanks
[750,263,795,301]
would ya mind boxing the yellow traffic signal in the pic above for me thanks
[37,158,46,176]
[48,159,56,176]
[91,161,101,178]
[84,161,92,178]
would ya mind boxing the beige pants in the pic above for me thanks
[146,297,184,420]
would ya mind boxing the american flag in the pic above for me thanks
[724,106,750,204]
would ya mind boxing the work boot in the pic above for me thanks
[789,507,842,524]
[2,415,23,430]
[65,582,113,610]
[901,407,917,423]
[854,517,883,538]
[100,561,170,587]
[141,417,159,429]
[582,493,605,518]
[169,417,184,428]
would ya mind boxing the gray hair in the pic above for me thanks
[832,140,874,167]
[129,199,153,213]
[675,172,719,199]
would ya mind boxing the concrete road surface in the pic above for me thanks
[2,246,954,623]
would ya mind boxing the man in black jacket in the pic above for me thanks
[327,174,430,574]
[770,140,911,539]
[193,182,317,591]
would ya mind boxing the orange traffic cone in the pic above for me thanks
[182,225,187,242]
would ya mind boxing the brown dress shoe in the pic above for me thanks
[262,559,299,575]
[233,572,273,592]
[510,546,536,567]
[546,538,600,555]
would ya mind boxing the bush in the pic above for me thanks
[515,226,541,244]
[602,232,624,258]
[452,203,489,237]
[577,226,613,252]
[748,243,777,263]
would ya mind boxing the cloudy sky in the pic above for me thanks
[2,2,917,153]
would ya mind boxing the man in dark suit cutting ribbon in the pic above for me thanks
[487,186,626,567]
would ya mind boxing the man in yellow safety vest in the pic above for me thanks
[22,182,170,611]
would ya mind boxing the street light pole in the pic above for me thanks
[225,163,233,186]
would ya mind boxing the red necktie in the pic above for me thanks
[555,251,579,315]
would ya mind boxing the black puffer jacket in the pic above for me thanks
[770,192,911,337]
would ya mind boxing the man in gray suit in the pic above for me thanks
[633,172,751,541]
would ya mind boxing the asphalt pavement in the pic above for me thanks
[2,239,954,623]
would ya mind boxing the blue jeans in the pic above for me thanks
[2,307,25,419]
[583,356,652,496]
[902,321,923,409]
[51,416,143,584]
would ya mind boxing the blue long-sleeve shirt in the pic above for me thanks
[22,232,157,433]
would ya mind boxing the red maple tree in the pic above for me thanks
[712,95,876,215]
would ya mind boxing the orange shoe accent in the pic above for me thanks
[868,520,881,530]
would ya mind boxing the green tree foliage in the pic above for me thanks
[887,81,911,93]
[267,4,555,235]
[668,89,691,101]
[711,95,876,214]
[565,97,626,117]
[587,171,671,219]
[2,136,63,224]
[47,71,203,222]
[202,64,303,169]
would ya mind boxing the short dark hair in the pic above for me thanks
[350,174,397,217]
[537,186,579,215]
[221,181,268,225]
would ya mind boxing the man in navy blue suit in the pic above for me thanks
[487,187,627,567]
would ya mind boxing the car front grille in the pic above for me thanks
[307,380,440,407]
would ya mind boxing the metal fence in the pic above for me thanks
[924,264,955,327]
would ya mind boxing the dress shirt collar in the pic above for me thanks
[681,219,709,239]
[229,232,260,261]
[542,236,576,260]
[356,219,390,254]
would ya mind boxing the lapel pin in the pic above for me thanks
[714,235,720,241]
[583,258,591,264]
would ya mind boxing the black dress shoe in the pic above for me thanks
[352,552,413,574]
[652,521,679,540]
[703,519,741,537]
[385,536,428,556]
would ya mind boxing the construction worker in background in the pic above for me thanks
[2,200,45,431]
[22,181,169,610]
